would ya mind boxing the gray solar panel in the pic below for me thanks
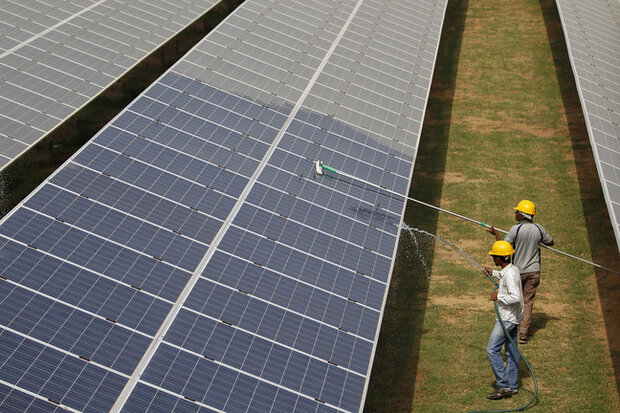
[555,0,620,250]
[0,0,448,411]
[0,0,221,171]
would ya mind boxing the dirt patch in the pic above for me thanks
[535,300,566,318]
[456,238,484,251]
[462,116,563,138]
[442,171,485,184]
[431,295,488,311]
[433,244,476,266]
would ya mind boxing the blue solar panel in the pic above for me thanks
[0,0,448,411]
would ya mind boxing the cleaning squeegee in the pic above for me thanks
[312,159,620,274]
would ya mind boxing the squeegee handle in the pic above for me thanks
[460,212,616,272]
[412,199,619,273]
[321,164,337,173]
[316,162,620,275]
[406,197,496,230]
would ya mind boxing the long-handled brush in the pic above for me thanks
[314,160,619,274]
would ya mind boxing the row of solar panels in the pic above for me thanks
[0,0,221,170]
[0,0,449,411]
[555,0,620,250]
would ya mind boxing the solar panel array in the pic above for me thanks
[0,0,448,411]
[555,0,620,249]
[0,0,220,171]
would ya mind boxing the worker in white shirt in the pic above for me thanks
[483,240,524,400]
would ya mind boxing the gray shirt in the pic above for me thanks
[504,220,553,273]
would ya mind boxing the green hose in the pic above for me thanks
[469,271,538,413]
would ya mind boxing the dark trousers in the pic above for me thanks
[520,271,540,336]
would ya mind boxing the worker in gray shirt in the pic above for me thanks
[487,200,554,344]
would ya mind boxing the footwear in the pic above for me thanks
[519,334,528,344]
[487,388,513,400]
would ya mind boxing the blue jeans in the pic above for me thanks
[486,320,520,392]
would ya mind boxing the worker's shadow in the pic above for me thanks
[514,312,558,397]
[529,312,558,338]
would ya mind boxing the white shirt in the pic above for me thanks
[492,263,524,324]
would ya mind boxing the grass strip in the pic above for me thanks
[365,0,620,411]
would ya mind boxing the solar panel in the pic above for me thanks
[555,0,620,250]
[0,0,221,171]
[0,0,448,411]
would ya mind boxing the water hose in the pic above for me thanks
[314,160,620,275]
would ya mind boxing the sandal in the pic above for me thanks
[519,334,528,344]
[487,388,513,400]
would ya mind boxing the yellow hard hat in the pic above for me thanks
[489,240,515,256]
[514,199,536,215]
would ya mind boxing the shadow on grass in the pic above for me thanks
[363,0,468,411]
[529,311,560,339]
[539,0,620,395]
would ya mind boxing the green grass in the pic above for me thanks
[365,0,620,411]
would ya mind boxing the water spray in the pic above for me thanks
[314,160,620,275]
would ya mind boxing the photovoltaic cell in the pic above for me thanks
[0,0,221,171]
[0,0,448,411]
[555,0,620,250]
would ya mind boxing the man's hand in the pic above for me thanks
[490,291,498,301]
[486,225,501,241]
[482,265,493,275]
